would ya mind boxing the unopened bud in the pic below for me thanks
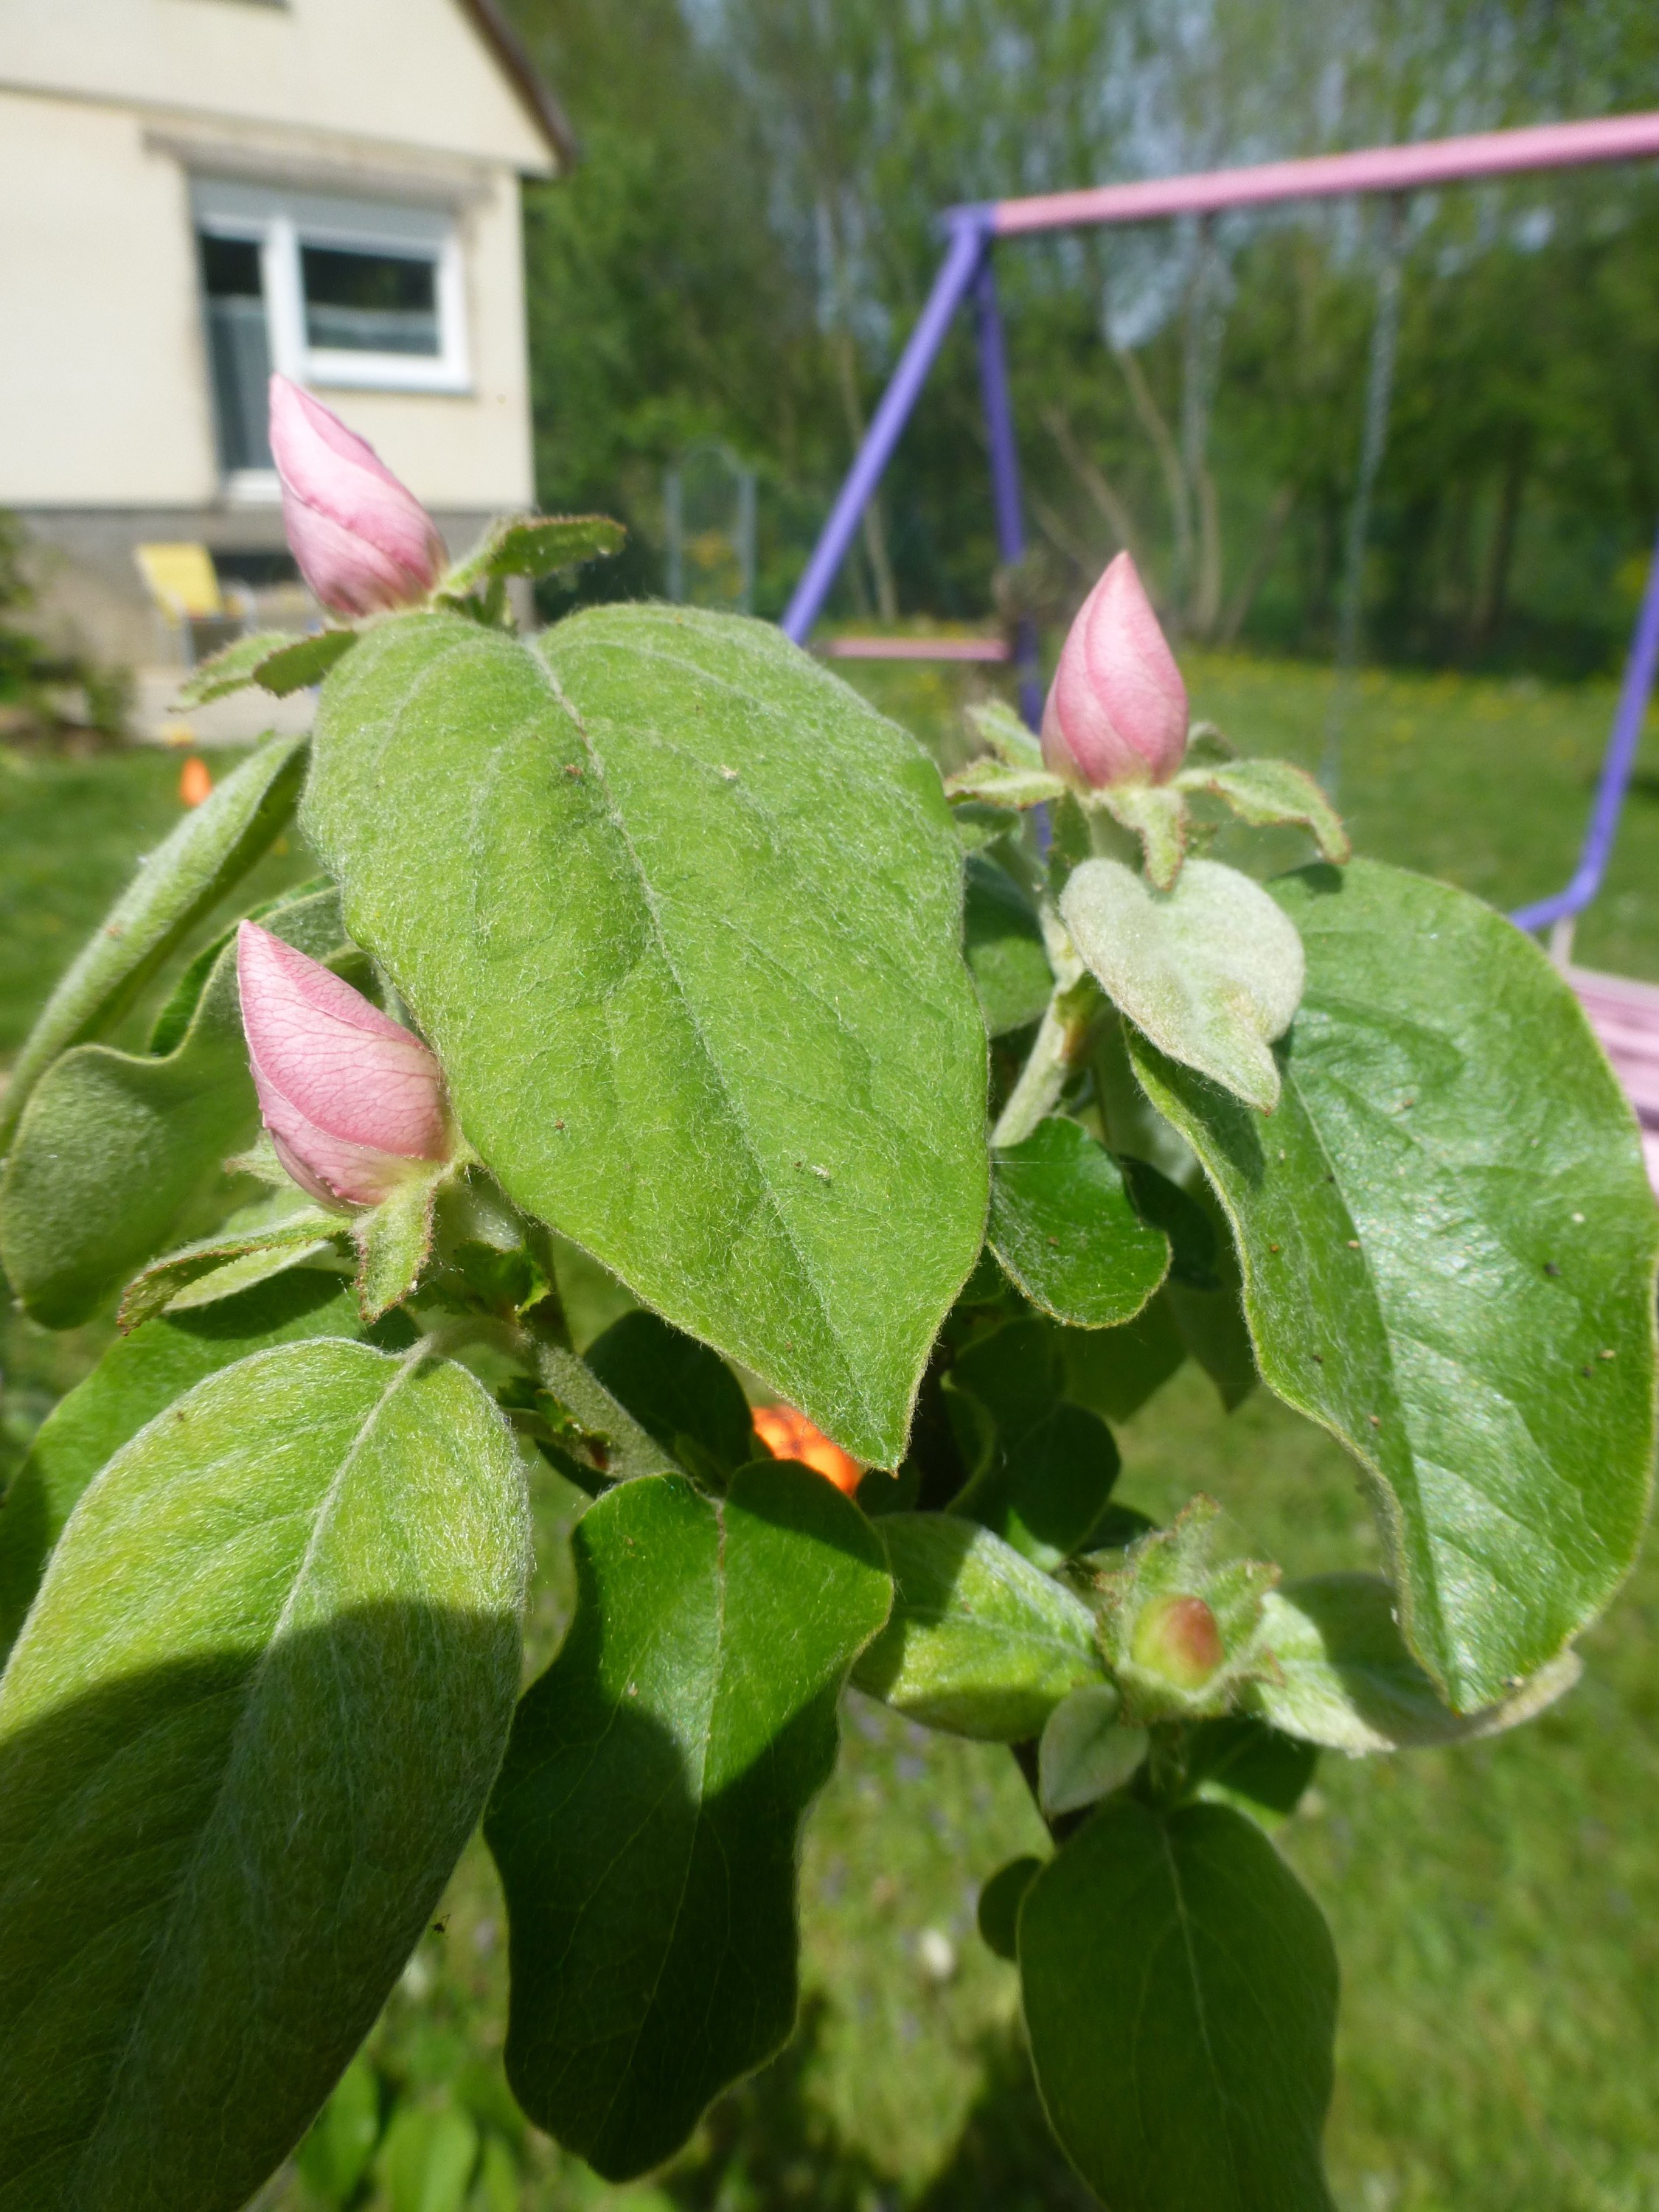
[268,374,446,617]
[1130,1593,1224,1691]
[237,921,453,1208]
[751,1403,862,1495]
[1040,552,1188,789]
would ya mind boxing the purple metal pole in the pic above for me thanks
[972,251,1043,728]
[782,215,989,644]
[1511,515,1659,934]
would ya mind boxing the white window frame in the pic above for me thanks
[192,177,471,414]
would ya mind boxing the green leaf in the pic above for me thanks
[582,1307,757,1477]
[0,1268,403,1663]
[379,2104,480,2212]
[853,1512,1106,1739]
[1062,855,1306,1114]
[990,1117,1169,1328]
[1181,1717,1320,1828]
[1130,859,1659,1710]
[1164,1280,1259,1410]
[1176,758,1351,864]
[976,1854,1043,1962]
[947,1318,1124,1570]
[1249,1576,1582,1753]
[964,852,1054,1036]
[0,732,306,1151]
[1057,1296,1187,1422]
[175,629,358,708]
[1100,781,1189,891]
[0,886,349,1327]
[0,1339,527,2212]
[442,512,625,594]
[1020,1797,1338,2212]
[1117,1155,1222,1290]
[295,2058,383,2205]
[302,606,989,1465]
[1037,1682,1142,1818]
[484,1463,889,2183]
[116,1196,344,1330]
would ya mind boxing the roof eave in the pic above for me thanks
[457,0,579,173]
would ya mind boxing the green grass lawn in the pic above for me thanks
[4,653,1658,2212]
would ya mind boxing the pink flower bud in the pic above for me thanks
[268,374,446,617]
[1130,1592,1224,1691]
[1040,552,1189,788]
[237,921,453,1208]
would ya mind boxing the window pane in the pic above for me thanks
[201,233,265,300]
[301,244,439,356]
[198,231,272,471]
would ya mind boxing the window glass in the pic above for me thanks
[198,231,272,473]
[301,245,439,357]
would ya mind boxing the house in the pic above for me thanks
[0,0,572,669]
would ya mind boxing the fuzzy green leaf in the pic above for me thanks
[853,1512,1105,1739]
[1100,780,1189,891]
[990,1117,1169,1328]
[1131,859,1659,1710]
[117,1196,343,1330]
[0,732,306,1151]
[963,853,1054,1036]
[1250,1576,1581,1753]
[0,1340,528,2212]
[302,606,988,1464]
[1062,855,1306,1113]
[484,1464,889,2182]
[1020,1797,1338,2212]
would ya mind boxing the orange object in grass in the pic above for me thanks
[751,1403,862,1495]
[179,757,213,807]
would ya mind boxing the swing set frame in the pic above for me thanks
[780,110,1659,940]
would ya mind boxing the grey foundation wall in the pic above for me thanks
[16,507,506,669]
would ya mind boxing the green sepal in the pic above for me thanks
[945,755,1068,810]
[1176,756,1351,863]
[963,698,1046,771]
[350,1166,449,1322]
[175,628,358,708]
[1097,780,1189,891]
[116,1192,344,1330]
[440,512,625,596]
[1091,1497,1279,1723]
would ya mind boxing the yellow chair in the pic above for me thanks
[133,543,252,668]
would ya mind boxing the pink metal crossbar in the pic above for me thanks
[990,113,1659,235]
[821,636,1011,662]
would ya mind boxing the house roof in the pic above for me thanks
[458,0,579,172]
